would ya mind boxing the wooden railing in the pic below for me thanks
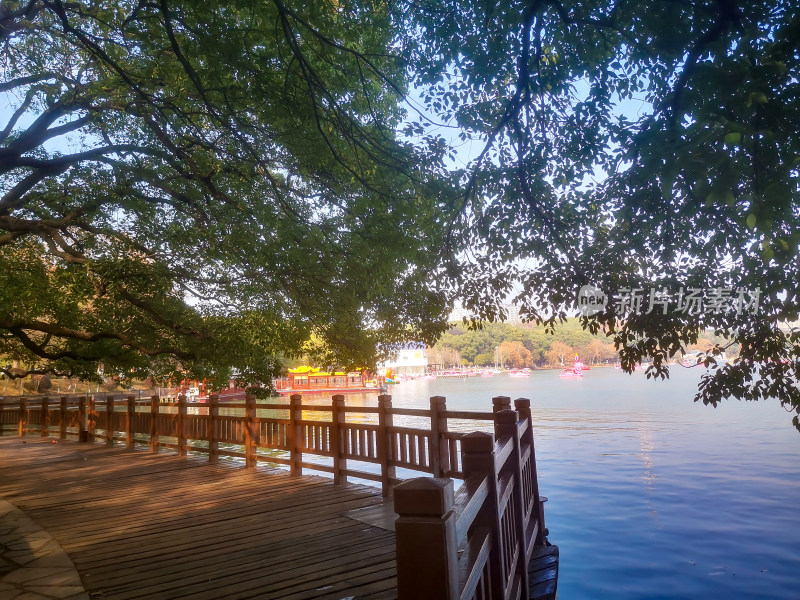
[0,393,548,599]
[0,393,530,494]
[393,399,546,600]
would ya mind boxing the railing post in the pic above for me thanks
[59,396,67,440]
[78,396,88,442]
[149,395,159,453]
[18,397,26,437]
[492,396,511,439]
[515,398,545,546]
[105,396,114,445]
[41,396,49,437]
[394,478,459,600]
[177,395,187,456]
[289,394,302,476]
[331,395,346,485]
[429,396,448,477]
[378,394,395,497]
[88,396,96,442]
[496,408,529,597]
[126,395,136,449]
[245,394,258,467]
[208,394,219,464]
[461,431,504,600]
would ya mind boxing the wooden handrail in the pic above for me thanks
[394,404,548,600]
[0,393,540,510]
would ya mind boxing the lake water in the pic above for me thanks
[374,367,800,600]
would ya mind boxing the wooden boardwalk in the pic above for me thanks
[0,437,398,600]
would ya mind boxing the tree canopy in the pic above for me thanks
[2,1,798,429]
[396,0,800,428]
[0,0,452,388]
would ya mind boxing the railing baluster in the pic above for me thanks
[18,397,26,437]
[208,394,219,463]
[289,394,302,476]
[88,396,96,442]
[41,396,48,438]
[79,396,87,442]
[430,396,448,476]
[245,394,257,467]
[377,395,394,497]
[60,396,67,440]
[126,395,135,448]
[177,396,187,456]
[332,395,345,485]
[149,395,159,453]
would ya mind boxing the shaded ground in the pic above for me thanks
[0,438,397,600]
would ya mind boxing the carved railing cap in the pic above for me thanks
[460,430,494,452]
[394,477,454,516]
[429,395,447,405]
[378,395,392,405]
[495,409,518,424]
[514,398,531,408]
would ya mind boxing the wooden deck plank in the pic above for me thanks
[88,532,395,590]
[0,437,399,600]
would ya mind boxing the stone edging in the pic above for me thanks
[0,499,88,600]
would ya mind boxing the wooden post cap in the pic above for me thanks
[492,396,511,411]
[332,394,345,405]
[430,395,446,406]
[514,398,531,409]
[394,478,454,516]
[495,409,518,424]
[378,394,392,406]
[460,431,494,453]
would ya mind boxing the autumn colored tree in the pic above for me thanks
[498,340,533,369]
[546,341,573,367]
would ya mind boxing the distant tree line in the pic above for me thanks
[430,321,729,369]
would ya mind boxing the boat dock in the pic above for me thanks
[0,395,557,600]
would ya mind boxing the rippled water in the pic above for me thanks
[383,368,800,600]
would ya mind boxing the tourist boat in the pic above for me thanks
[274,366,376,395]
[509,370,530,378]
[559,369,583,378]
[438,370,469,378]
[560,354,585,378]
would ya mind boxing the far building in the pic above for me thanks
[377,342,428,376]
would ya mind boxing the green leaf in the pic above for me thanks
[724,132,741,146]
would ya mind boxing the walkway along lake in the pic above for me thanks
[300,367,800,600]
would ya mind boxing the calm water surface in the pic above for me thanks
[349,367,799,600]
